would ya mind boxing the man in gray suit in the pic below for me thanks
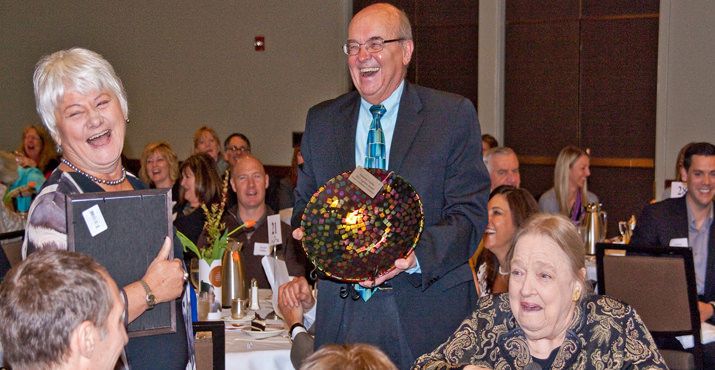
[290,3,489,368]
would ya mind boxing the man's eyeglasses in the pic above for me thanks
[342,38,404,56]
[226,145,249,153]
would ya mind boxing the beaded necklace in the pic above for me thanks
[61,158,127,186]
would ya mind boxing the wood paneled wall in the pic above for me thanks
[353,0,479,106]
[505,0,659,236]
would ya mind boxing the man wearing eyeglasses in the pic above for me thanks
[290,3,489,368]
[223,133,252,169]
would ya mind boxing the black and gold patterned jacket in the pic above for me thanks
[413,293,667,369]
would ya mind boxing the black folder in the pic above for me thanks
[67,188,176,337]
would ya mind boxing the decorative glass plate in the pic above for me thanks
[301,168,424,282]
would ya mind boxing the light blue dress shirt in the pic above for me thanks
[353,80,420,274]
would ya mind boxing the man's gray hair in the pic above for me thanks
[0,250,113,369]
[396,8,413,40]
[484,146,517,171]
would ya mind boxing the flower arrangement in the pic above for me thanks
[177,169,255,264]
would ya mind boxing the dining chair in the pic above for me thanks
[596,243,702,369]
[0,229,24,281]
[193,320,225,370]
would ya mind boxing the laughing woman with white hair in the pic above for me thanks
[414,214,666,369]
[22,48,191,369]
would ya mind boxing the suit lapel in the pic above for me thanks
[390,82,424,173]
[705,201,715,300]
[333,94,360,170]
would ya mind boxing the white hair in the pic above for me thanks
[33,48,128,141]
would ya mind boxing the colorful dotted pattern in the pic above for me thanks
[301,168,424,282]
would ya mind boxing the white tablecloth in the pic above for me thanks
[222,289,293,370]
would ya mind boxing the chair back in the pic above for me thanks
[0,230,24,281]
[596,243,702,369]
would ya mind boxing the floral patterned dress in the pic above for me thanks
[413,293,667,370]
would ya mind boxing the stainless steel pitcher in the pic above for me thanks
[583,202,607,255]
[221,239,249,308]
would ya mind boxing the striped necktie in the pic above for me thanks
[364,104,387,170]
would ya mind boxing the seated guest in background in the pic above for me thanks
[472,186,538,297]
[278,276,316,369]
[539,145,598,225]
[223,132,252,169]
[14,124,59,178]
[414,214,667,369]
[300,343,397,370]
[7,145,46,214]
[193,126,229,173]
[485,146,521,191]
[174,152,221,248]
[0,151,24,233]
[222,132,252,209]
[481,133,498,159]
[0,250,127,370]
[267,143,304,212]
[631,142,715,366]
[202,155,305,288]
[138,141,180,204]
[23,47,189,369]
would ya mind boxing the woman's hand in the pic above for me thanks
[464,366,491,370]
[142,236,185,303]
[124,236,185,322]
[14,152,37,168]
[7,185,36,198]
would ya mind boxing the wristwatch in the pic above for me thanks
[140,280,156,310]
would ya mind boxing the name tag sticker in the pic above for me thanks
[82,204,108,237]
[349,166,384,198]
[669,238,689,247]
[254,242,272,256]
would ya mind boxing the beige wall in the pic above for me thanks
[655,0,715,198]
[1,0,352,166]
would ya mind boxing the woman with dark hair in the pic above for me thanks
[173,152,222,246]
[474,185,539,297]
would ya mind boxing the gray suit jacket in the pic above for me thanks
[292,82,490,364]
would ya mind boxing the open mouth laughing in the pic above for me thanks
[87,130,111,145]
[360,67,379,77]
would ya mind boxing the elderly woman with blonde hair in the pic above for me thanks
[414,214,666,369]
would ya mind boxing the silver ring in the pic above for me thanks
[183,272,189,281]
